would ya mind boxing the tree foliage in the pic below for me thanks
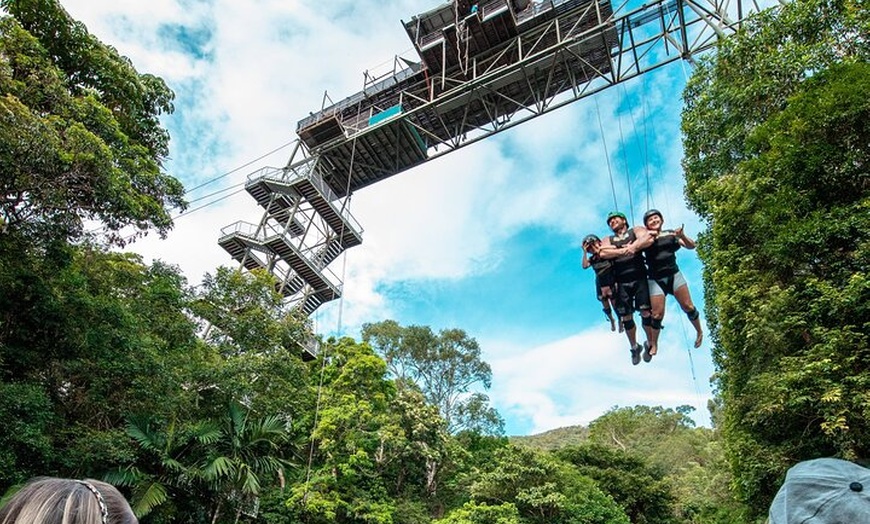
[555,444,675,524]
[469,445,629,524]
[0,0,184,245]
[434,502,521,524]
[288,338,451,524]
[681,0,869,515]
[362,320,504,435]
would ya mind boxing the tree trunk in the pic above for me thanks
[211,499,222,524]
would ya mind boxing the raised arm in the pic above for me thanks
[675,224,696,249]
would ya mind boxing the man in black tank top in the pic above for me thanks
[641,209,704,356]
[599,211,654,365]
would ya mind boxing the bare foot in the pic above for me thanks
[694,332,703,348]
[648,343,657,356]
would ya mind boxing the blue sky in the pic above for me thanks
[60,0,723,435]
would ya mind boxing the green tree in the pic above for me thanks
[586,405,696,467]
[192,267,310,356]
[0,382,54,488]
[521,406,744,523]
[108,404,293,524]
[288,338,453,524]
[190,266,313,422]
[470,445,629,524]
[435,432,511,520]
[555,445,675,524]
[0,0,190,488]
[362,320,503,435]
[198,402,293,524]
[681,0,867,217]
[0,246,209,483]
[681,0,869,515]
[287,338,402,524]
[0,0,184,246]
[435,502,521,524]
[106,416,218,520]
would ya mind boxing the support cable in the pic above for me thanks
[677,309,706,411]
[182,139,296,197]
[641,76,654,211]
[173,188,247,220]
[334,128,358,336]
[616,108,635,222]
[114,187,247,244]
[594,95,619,210]
[621,82,653,211]
[87,140,296,235]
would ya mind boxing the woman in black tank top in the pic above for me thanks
[642,209,704,356]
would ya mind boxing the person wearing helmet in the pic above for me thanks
[581,234,621,332]
[599,211,654,365]
[641,209,703,354]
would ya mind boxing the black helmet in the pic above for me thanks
[582,234,600,247]
[606,211,627,225]
[643,208,663,226]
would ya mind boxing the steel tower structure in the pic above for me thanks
[219,0,774,356]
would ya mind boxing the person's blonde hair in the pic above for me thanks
[0,477,136,524]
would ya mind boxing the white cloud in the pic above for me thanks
[487,318,713,435]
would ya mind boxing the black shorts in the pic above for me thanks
[614,279,651,317]
[595,273,615,301]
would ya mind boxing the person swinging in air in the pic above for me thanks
[641,209,704,356]
[581,234,621,332]
[599,211,654,365]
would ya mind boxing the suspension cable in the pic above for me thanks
[621,82,652,211]
[182,139,296,197]
[594,95,619,210]
[616,108,635,222]
[677,309,706,412]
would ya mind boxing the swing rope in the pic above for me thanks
[676,311,706,411]
[621,82,653,211]
[615,107,635,222]
[617,74,705,410]
[594,95,619,210]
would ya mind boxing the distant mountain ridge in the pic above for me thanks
[510,424,589,451]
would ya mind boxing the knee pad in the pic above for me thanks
[641,316,652,327]
[623,318,636,331]
[686,308,700,321]
[651,317,663,330]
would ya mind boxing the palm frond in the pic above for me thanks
[194,421,223,445]
[228,402,246,431]
[202,456,235,480]
[132,481,168,518]
[240,466,261,495]
[125,418,161,451]
[162,457,186,474]
[103,466,145,487]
